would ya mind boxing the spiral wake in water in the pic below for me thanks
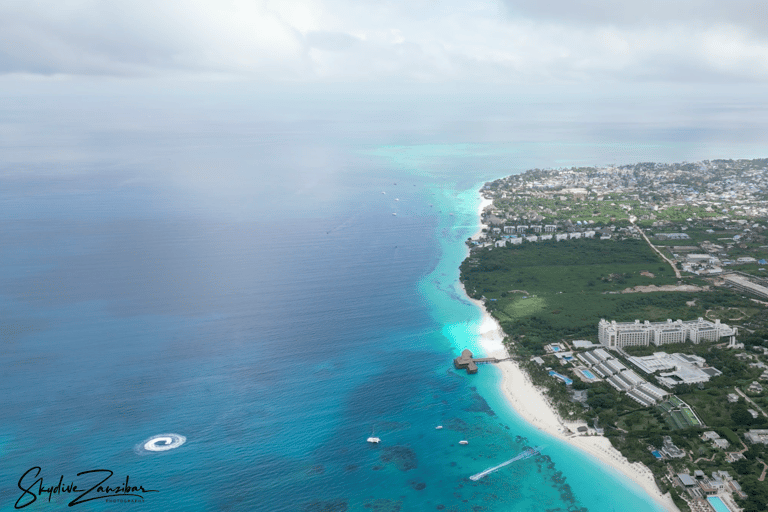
[136,433,186,454]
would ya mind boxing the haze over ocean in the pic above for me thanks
[2,84,768,511]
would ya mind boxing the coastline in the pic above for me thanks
[467,194,680,512]
[471,195,493,240]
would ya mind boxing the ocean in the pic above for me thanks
[2,83,768,511]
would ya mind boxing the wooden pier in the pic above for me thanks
[453,349,509,374]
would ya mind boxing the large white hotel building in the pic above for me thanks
[598,318,737,349]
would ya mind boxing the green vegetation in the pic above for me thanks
[461,237,735,352]
[491,195,633,225]
[461,235,768,509]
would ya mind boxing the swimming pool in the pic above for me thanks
[549,370,573,385]
[651,451,662,459]
[580,369,596,380]
[707,496,732,512]
[552,346,560,352]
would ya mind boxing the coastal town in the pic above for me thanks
[461,159,768,512]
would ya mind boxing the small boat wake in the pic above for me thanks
[469,446,544,481]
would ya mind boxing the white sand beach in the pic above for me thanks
[471,196,493,240]
[474,305,680,512]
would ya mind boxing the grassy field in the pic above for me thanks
[460,238,722,345]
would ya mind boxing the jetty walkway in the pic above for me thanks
[453,349,510,374]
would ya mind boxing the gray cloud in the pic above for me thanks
[305,31,363,52]
[0,0,766,84]
[503,0,768,33]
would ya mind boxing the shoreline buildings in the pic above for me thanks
[598,318,737,349]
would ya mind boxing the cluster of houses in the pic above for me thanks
[702,431,730,450]
[676,470,746,502]
[490,229,603,247]
[476,222,615,248]
[680,253,767,276]
[483,160,768,223]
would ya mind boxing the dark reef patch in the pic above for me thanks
[303,500,348,512]
[409,480,426,491]
[380,445,418,471]
[462,391,496,416]
[363,498,403,512]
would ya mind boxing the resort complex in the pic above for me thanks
[576,348,669,406]
[598,318,738,349]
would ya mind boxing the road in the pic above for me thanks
[629,218,682,279]
[734,387,768,417]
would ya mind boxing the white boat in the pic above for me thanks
[435,425,443,430]
[367,436,381,443]
[459,440,469,445]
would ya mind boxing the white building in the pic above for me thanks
[745,429,768,444]
[578,349,666,405]
[724,274,768,300]
[598,318,737,349]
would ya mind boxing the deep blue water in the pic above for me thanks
[2,85,768,511]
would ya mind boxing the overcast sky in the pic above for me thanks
[1,0,767,84]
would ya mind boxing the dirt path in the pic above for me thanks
[705,307,747,321]
[621,284,709,293]
[630,220,682,279]
[759,458,768,482]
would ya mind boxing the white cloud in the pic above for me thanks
[1,0,767,84]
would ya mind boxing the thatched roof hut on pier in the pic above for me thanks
[454,349,478,374]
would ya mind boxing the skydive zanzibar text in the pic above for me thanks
[16,467,158,508]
